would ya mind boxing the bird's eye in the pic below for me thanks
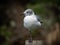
[27,12,29,13]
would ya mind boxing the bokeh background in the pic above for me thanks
[0,0,60,45]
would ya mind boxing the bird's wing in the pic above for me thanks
[35,15,41,22]
[35,15,43,23]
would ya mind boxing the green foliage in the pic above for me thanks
[28,0,60,4]
[0,26,11,37]
[0,25,12,45]
[27,4,46,14]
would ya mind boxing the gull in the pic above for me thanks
[23,9,42,42]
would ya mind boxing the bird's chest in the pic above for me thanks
[24,16,37,27]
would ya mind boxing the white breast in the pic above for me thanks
[23,15,41,30]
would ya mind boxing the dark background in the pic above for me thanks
[0,0,60,45]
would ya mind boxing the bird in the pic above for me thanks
[23,9,42,42]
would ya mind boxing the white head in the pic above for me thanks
[24,9,35,16]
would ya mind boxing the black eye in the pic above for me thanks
[27,12,29,13]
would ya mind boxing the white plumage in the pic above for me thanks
[23,9,41,30]
[24,14,41,30]
[23,9,42,42]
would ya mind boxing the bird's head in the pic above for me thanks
[23,9,35,16]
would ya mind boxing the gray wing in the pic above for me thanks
[35,15,41,21]
[35,15,43,23]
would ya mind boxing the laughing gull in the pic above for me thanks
[23,9,42,42]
